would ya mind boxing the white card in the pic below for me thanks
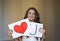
[8,18,43,39]
[8,18,29,38]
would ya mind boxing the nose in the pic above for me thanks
[30,13,34,16]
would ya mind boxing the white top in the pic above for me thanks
[22,36,40,41]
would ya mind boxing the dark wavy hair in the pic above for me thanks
[24,7,40,23]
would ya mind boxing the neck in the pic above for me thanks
[29,20,34,22]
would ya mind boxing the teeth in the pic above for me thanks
[30,17,33,18]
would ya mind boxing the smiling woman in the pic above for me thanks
[22,7,45,41]
[8,7,45,41]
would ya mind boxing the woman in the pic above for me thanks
[8,7,45,41]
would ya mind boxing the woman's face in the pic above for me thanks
[27,9,35,22]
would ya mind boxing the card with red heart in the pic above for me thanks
[8,18,30,38]
[8,18,43,39]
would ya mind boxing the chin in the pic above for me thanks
[29,19,34,21]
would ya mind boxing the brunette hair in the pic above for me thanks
[24,7,40,23]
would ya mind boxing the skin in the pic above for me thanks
[8,9,45,41]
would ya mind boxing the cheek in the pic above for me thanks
[33,15,35,18]
[32,15,35,19]
[27,14,30,18]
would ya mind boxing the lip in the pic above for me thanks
[29,16,33,18]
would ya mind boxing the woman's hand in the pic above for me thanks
[8,29,13,37]
[39,28,45,35]
[8,29,22,41]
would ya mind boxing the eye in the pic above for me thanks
[33,13,35,15]
[28,12,31,14]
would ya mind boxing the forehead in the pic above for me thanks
[28,9,35,13]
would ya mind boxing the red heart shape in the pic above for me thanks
[14,22,27,34]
